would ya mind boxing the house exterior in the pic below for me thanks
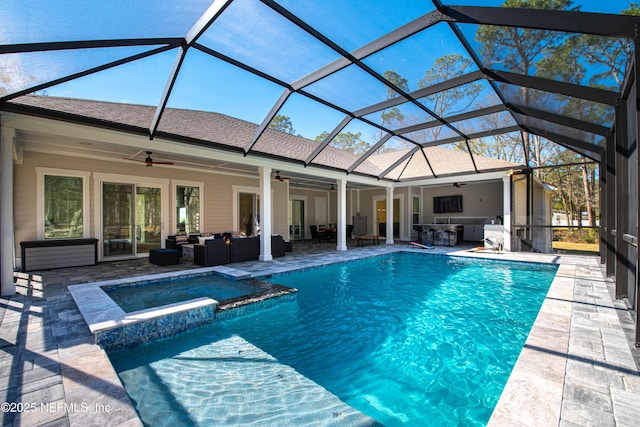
[2,96,545,295]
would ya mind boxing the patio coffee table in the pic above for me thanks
[181,244,194,262]
[355,235,380,247]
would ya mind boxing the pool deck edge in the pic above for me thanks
[484,254,640,427]
[487,263,574,427]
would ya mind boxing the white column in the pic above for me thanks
[1,126,16,296]
[503,176,512,252]
[386,186,394,244]
[336,178,347,251]
[259,166,272,261]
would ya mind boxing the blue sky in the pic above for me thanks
[2,0,635,143]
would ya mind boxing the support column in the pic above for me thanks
[336,178,347,251]
[386,186,394,244]
[606,132,617,277]
[502,176,512,252]
[1,125,16,296]
[615,98,630,298]
[258,166,272,261]
[599,148,607,264]
[634,32,640,346]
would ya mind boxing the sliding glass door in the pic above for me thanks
[102,183,162,258]
[238,192,260,236]
[289,199,305,239]
[135,186,162,254]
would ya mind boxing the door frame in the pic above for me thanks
[289,194,308,240]
[94,173,169,261]
[372,194,405,239]
[172,179,204,235]
[232,185,276,235]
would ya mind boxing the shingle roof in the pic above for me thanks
[6,95,520,179]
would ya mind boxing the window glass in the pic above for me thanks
[176,185,200,234]
[44,175,84,238]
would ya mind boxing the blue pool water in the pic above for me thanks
[103,274,261,312]
[109,253,557,426]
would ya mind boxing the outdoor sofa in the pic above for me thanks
[193,234,286,267]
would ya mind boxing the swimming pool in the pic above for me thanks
[109,252,558,426]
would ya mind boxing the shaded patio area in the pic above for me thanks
[1,242,639,426]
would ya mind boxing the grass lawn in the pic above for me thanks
[552,241,599,253]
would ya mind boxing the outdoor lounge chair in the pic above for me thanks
[229,236,260,262]
[310,225,328,243]
[271,235,286,258]
[194,238,230,266]
[483,237,504,252]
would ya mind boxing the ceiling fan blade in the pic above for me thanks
[274,171,290,181]
[124,150,174,166]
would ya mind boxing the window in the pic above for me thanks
[412,196,420,225]
[176,185,201,233]
[37,168,90,239]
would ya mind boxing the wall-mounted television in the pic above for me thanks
[433,195,463,213]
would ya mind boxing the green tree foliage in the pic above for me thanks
[268,115,297,135]
[382,71,408,128]
[315,130,371,155]
[383,70,408,99]
[418,54,481,116]
[473,0,629,228]
[476,0,575,176]
[569,3,639,89]
[416,54,482,143]
[476,0,576,74]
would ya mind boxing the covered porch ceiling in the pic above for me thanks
[0,0,636,184]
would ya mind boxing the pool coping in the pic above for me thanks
[455,249,640,427]
[68,266,232,334]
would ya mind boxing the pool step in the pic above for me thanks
[114,332,381,426]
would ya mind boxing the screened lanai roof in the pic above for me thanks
[0,0,637,183]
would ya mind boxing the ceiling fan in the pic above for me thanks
[453,182,467,188]
[125,151,174,167]
[274,171,290,182]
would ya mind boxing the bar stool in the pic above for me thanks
[444,229,455,246]
[428,228,436,245]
